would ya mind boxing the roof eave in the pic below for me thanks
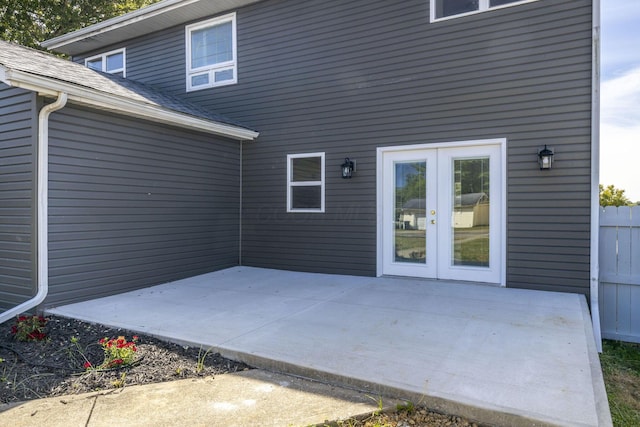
[1,68,258,141]
[41,0,195,52]
[40,0,262,56]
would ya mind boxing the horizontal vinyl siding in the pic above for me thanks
[94,0,593,294]
[0,84,36,310]
[46,106,240,306]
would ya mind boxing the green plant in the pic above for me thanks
[366,395,384,416]
[85,335,139,370]
[11,315,48,341]
[196,347,212,374]
[600,184,632,207]
[111,372,127,388]
[396,400,415,414]
[0,357,7,383]
[66,336,93,369]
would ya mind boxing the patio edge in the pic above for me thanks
[579,297,613,427]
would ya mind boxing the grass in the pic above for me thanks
[196,346,213,374]
[453,236,489,266]
[394,226,490,266]
[600,340,640,426]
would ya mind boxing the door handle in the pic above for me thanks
[431,219,436,224]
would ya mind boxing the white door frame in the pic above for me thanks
[376,138,507,286]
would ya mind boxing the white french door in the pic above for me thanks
[380,142,504,284]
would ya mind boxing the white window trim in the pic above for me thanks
[430,0,540,23]
[84,48,126,77]
[185,12,237,92]
[287,152,326,213]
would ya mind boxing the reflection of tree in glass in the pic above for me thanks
[455,158,489,198]
[395,163,426,210]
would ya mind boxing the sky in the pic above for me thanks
[600,0,640,202]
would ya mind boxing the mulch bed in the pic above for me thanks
[0,315,250,404]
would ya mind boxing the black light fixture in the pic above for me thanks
[341,158,355,179]
[538,145,554,170]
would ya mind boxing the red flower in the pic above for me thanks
[27,332,46,340]
[84,361,92,369]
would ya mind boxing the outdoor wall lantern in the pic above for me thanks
[341,158,355,179]
[538,145,554,170]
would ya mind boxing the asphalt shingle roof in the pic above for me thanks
[0,40,254,131]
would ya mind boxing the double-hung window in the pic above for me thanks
[85,48,126,76]
[431,0,536,21]
[287,153,325,213]
[186,13,237,91]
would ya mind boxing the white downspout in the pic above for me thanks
[0,92,67,324]
[239,140,243,266]
[590,0,602,352]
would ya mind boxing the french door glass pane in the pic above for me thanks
[394,162,427,263]
[452,158,490,267]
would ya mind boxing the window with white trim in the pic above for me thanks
[287,153,325,213]
[85,49,126,76]
[431,0,537,21]
[186,13,237,92]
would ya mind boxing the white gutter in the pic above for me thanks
[590,0,602,352]
[0,92,68,324]
[4,69,258,141]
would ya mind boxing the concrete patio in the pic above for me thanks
[47,267,611,427]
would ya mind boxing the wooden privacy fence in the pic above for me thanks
[600,206,640,343]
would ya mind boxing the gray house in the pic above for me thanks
[0,0,600,334]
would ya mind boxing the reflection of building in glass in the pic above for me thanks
[397,193,489,230]
[397,198,427,230]
[453,193,489,228]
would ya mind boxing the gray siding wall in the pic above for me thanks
[0,84,37,310]
[75,0,594,295]
[46,105,240,306]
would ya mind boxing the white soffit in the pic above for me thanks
[42,0,262,56]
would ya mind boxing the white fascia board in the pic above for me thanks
[41,0,198,50]
[4,69,258,141]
